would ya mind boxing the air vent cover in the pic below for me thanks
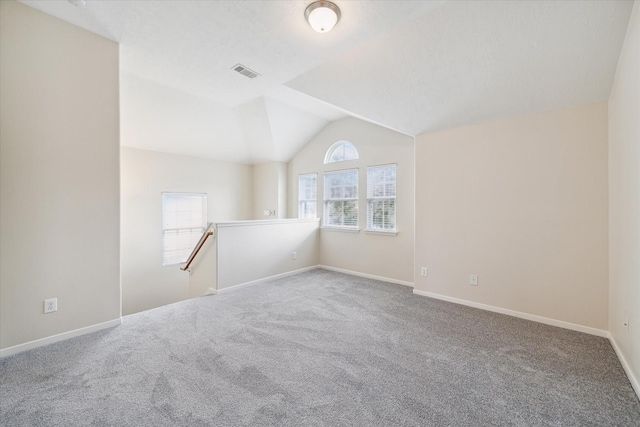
[231,64,260,79]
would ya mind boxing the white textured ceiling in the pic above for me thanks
[288,0,634,136]
[18,0,633,163]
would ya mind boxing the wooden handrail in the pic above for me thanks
[181,225,214,271]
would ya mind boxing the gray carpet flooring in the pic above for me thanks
[1,269,639,426]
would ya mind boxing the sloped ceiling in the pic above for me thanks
[288,0,634,136]
[18,0,634,164]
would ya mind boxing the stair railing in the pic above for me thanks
[181,223,214,271]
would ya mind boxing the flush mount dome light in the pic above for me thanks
[305,1,341,33]
[68,0,87,7]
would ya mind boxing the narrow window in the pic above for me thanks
[323,169,358,228]
[298,173,318,219]
[324,141,359,164]
[367,164,396,231]
[162,192,207,266]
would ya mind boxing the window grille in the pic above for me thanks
[298,173,318,218]
[162,192,207,266]
[367,165,396,231]
[324,141,359,164]
[323,169,358,228]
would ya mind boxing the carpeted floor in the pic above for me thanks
[1,269,639,426]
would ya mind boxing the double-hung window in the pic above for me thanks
[298,173,318,219]
[162,192,207,266]
[323,169,358,228]
[367,164,396,231]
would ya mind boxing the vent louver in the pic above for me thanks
[231,64,260,79]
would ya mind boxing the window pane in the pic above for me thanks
[162,228,204,266]
[162,193,206,230]
[162,193,207,266]
[367,165,396,231]
[329,145,345,163]
[299,201,317,219]
[343,144,358,161]
[330,186,343,199]
[298,173,317,218]
[343,200,358,227]
[323,169,358,227]
[368,199,396,230]
[325,141,359,164]
[325,201,343,226]
[344,185,357,198]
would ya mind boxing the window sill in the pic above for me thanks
[365,229,398,236]
[163,262,186,268]
[321,226,361,234]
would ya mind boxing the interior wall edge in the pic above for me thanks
[319,265,414,288]
[609,333,640,401]
[0,318,122,359]
[412,289,608,338]
[216,265,321,294]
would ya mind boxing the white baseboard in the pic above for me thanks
[0,318,122,358]
[412,289,608,338]
[216,265,321,294]
[608,333,640,400]
[319,265,414,288]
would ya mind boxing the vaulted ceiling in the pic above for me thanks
[19,0,634,164]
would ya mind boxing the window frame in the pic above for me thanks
[324,141,359,164]
[161,192,207,267]
[323,168,359,229]
[298,173,318,219]
[366,164,397,233]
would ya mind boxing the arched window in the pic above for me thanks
[324,141,359,164]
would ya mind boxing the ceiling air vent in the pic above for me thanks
[231,64,260,79]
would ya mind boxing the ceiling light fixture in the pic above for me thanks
[68,0,87,7]
[305,1,341,33]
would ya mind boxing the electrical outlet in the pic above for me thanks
[469,275,478,286]
[421,267,428,277]
[292,251,297,260]
[44,298,57,314]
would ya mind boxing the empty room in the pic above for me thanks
[1,0,639,425]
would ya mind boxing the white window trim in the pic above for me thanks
[321,226,361,233]
[366,163,397,232]
[324,140,359,164]
[161,192,207,267]
[323,168,359,229]
[364,229,398,236]
[298,172,318,219]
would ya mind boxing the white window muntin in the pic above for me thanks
[324,141,359,164]
[367,164,396,231]
[162,192,207,266]
[298,173,318,219]
[323,168,359,228]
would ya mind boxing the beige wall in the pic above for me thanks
[253,162,287,219]
[121,147,253,315]
[216,219,320,290]
[609,1,640,393]
[288,118,415,284]
[415,103,609,330]
[0,1,120,350]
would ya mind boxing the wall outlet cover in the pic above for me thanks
[44,298,57,314]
